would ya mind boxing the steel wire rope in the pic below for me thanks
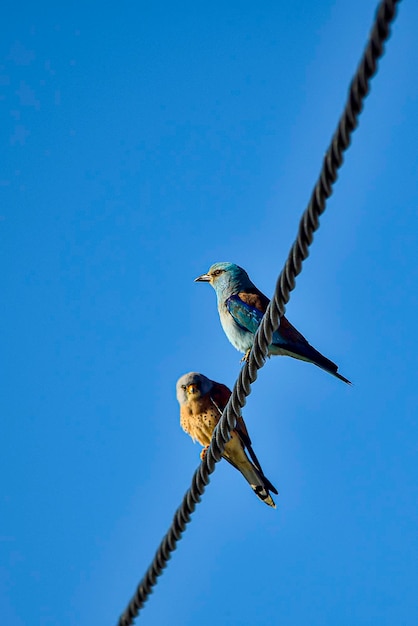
[118,1,401,623]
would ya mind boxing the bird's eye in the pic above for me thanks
[181,385,186,390]
[213,269,223,277]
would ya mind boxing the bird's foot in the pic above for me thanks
[200,445,209,461]
[240,349,251,363]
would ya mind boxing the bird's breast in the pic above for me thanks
[186,404,220,447]
[218,302,253,352]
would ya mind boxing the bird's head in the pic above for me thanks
[176,372,213,405]
[194,262,252,296]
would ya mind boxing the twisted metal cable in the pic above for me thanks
[118,1,400,623]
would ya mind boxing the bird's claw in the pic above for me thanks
[240,349,251,363]
[200,445,209,461]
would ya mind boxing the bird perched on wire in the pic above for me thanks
[195,262,350,384]
[176,372,278,508]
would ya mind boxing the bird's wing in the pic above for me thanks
[238,290,270,312]
[209,382,278,500]
[211,381,273,477]
[222,432,279,498]
[210,379,277,485]
[233,418,273,483]
[226,294,265,334]
[227,294,313,353]
[209,382,231,413]
[221,432,278,506]
[210,381,254,452]
[272,317,351,384]
[273,315,309,346]
[212,383,251,439]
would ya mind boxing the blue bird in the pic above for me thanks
[195,262,350,384]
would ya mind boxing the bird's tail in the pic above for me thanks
[239,459,278,508]
[274,342,351,384]
[297,344,351,384]
[270,316,351,383]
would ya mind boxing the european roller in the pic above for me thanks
[176,372,278,508]
[195,262,350,384]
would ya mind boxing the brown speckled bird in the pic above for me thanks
[176,372,278,508]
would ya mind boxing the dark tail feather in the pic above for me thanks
[252,483,276,508]
[243,441,279,495]
[283,341,351,384]
[246,465,277,508]
[261,473,278,496]
[244,444,278,495]
[224,456,278,507]
[308,346,351,384]
[334,370,351,384]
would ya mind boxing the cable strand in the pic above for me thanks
[117,2,400,623]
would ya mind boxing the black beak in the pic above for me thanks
[194,273,211,282]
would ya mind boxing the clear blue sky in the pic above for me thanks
[2,2,417,625]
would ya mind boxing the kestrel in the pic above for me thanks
[176,372,278,508]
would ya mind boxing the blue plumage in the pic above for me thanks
[195,262,350,384]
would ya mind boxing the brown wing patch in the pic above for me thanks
[210,382,232,413]
[238,291,309,346]
[238,289,269,313]
[210,381,252,443]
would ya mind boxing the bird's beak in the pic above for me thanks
[187,384,198,395]
[194,273,211,282]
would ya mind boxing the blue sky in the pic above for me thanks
[1,1,417,625]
